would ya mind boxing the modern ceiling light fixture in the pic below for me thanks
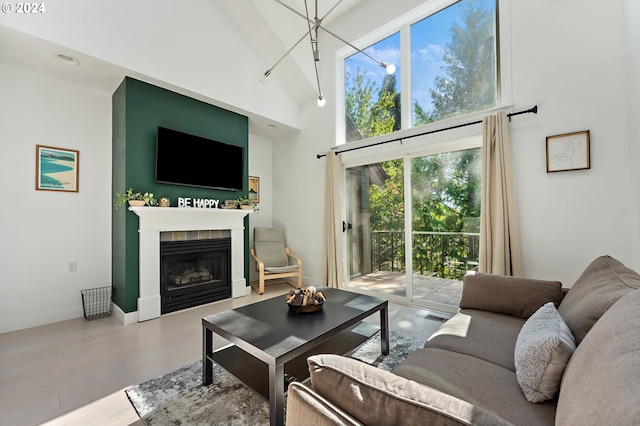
[260,0,396,107]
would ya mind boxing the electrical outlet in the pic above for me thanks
[68,261,77,272]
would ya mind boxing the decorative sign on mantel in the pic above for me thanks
[177,197,220,208]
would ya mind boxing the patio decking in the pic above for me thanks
[348,271,463,307]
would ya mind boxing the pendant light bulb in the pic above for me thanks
[385,63,396,75]
[260,70,271,83]
[317,94,326,107]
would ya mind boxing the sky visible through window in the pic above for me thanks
[344,32,401,99]
[345,0,495,122]
[411,2,465,112]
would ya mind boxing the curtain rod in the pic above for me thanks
[316,105,538,159]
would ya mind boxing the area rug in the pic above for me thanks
[125,330,427,425]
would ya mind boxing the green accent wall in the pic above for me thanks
[112,77,249,313]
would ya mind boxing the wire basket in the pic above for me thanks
[81,286,113,320]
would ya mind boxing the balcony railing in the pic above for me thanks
[371,230,480,280]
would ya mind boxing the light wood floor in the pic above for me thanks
[0,283,447,426]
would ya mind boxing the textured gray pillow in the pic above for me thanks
[514,302,576,403]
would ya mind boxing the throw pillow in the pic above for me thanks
[557,255,640,345]
[460,272,563,319]
[514,302,576,403]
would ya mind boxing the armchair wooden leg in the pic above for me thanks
[259,276,265,295]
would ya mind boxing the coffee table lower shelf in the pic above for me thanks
[208,321,379,401]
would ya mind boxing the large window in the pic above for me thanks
[344,33,401,142]
[343,0,498,142]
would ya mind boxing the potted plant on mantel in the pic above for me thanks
[114,188,157,209]
[235,196,258,211]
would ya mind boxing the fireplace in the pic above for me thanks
[160,238,231,314]
[127,206,250,324]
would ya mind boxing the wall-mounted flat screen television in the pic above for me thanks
[155,127,244,191]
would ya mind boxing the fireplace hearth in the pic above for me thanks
[160,238,231,314]
[128,207,250,324]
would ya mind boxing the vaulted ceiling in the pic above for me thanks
[0,1,365,137]
[218,0,365,103]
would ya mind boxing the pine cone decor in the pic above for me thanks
[286,287,326,312]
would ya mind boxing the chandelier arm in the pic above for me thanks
[320,0,343,21]
[314,58,323,96]
[316,23,387,67]
[274,0,344,23]
[303,0,315,42]
[305,0,320,93]
[274,0,309,22]
[264,27,314,75]
[268,0,388,104]
[273,0,387,68]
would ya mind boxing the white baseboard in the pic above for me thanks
[112,303,139,325]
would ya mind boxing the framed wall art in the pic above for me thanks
[546,130,590,173]
[249,176,260,203]
[35,145,80,192]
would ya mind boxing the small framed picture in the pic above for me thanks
[249,176,260,203]
[546,130,590,173]
[35,145,80,192]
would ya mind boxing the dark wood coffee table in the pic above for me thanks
[202,287,389,426]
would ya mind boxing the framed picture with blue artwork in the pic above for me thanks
[35,145,80,192]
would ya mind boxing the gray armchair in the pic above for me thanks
[250,227,302,295]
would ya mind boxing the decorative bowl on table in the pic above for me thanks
[286,286,326,313]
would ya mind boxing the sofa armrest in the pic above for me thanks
[304,354,509,426]
[286,382,363,426]
[460,272,563,319]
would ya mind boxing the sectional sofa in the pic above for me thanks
[286,255,640,425]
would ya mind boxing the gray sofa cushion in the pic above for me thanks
[286,382,363,426]
[556,289,640,425]
[427,309,525,372]
[460,272,563,319]
[307,354,510,426]
[514,302,576,403]
[558,255,640,344]
[393,348,557,426]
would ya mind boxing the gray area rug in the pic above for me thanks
[125,330,426,425]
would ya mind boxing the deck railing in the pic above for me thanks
[371,230,480,280]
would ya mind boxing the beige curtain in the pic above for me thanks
[479,111,522,276]
[322,151,343,288]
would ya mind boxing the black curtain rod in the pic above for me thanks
[316,105,538,159]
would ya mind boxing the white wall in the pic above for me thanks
[271,0,636,288]
[0,63,112,333]
[507,0,632,282]
[272,105,333,286]
[247,133,274,283]
[625,0,640,266]
[0,0,301,131]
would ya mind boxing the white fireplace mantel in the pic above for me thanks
[129,206,251,322]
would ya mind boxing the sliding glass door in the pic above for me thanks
[410,148,481,309]
[344,147,481,312]
[346,160,407,299]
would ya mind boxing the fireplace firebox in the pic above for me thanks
[160,237,231,314]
